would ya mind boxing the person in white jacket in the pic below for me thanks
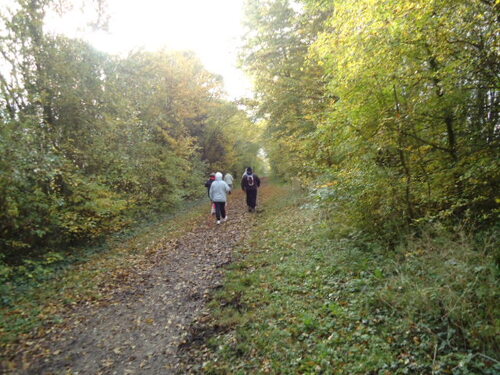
[209,172,231,224]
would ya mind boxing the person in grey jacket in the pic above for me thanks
[209,172,231,224]
[223,172,234,190]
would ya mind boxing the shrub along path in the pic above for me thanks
[3,182,280,374]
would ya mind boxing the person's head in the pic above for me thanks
[246,167,253,175]
[209,172,215,180]
[215,172,223,181]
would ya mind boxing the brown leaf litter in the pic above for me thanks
[2,184,275,375]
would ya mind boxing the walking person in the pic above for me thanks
[209,172,231,224]
[204,173,216,215]
[223,172,233,208]
[241,167,261,212]
[224,172,234,190]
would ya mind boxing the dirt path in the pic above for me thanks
[7,185,270,375]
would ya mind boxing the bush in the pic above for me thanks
[375,225,499,357]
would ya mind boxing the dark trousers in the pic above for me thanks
[214,201,226,220]
[245,189,257,209]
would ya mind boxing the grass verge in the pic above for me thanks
[0,197,210,352]
[180,187,499,374]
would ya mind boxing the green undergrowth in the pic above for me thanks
[0,197,209,349]
[192,188,499,374]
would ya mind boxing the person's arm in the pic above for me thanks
[209,182,215,201]
[256,175,261,187]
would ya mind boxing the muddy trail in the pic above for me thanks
[4,183,274,375]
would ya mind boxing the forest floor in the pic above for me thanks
[2,182,281,375]
[2,181,497,375]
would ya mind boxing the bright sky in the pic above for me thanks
[43,0,253,99]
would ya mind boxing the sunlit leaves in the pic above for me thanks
[243,0,499,236]
[0,1,262,262]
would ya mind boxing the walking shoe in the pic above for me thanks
[223,216,228,222]
[216,220,221,224]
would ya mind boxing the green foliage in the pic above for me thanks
[57,179,130,240]
[0,1,262,266]
[375,225,499,356]
[242,0,499,238]
[241,0,331,179]
[309,0,499,234]
[200,101,264,175]
[191,188,499,374]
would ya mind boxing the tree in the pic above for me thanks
[242,0,499,236]
[241,0,331,179]
[0,0,262,262]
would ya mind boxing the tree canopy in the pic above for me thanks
[0,0,262,262]
[241,0,499,240]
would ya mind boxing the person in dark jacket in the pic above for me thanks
[241,167,261,212]
[204,173,216,214]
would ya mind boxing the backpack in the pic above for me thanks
[246,174,255,189]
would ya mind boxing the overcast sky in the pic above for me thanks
[42,0,253,99]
